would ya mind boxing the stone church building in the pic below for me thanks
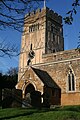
[16,7,80,106]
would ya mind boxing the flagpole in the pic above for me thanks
[44,0,46,8]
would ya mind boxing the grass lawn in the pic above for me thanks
[0,106,80,120]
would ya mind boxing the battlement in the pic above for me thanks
[46,7,62,23]
[25,7,62,24]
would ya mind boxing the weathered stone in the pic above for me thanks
[17,7,80,106]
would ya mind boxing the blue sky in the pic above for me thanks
[0,0,80,73]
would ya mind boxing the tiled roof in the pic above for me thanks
[31,67,60,89]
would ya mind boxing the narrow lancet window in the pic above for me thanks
[68,69,75,91]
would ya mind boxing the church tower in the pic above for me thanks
[45,8,64,53]
[18,7,64,86]
[16,7,80,107]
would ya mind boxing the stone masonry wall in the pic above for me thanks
[32,49,80,105]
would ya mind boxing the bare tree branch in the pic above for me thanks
[0,0,44,31]
[0,40,19,57]
[0,0,45,57]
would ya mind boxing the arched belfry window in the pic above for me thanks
[68,69,75,91]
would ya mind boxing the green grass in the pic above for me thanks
[0,106,80,120]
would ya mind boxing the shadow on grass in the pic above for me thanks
[0,108,51,120]
[56,105,80,112]
[0,106,80,120]
[0,107,61,120]
[0,109,38,120]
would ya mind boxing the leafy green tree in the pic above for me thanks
[64,0,80,48]
[0,67,18,89]
[64,0,80,24]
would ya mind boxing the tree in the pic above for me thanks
[0,0,45,57]
[0,67,18,108]
[0,40,19,57]
[0,0,45,31]
[6,67,18,89]
[64,0,80,48]
[64,0,80,25]
[0,67,18,89]
[0,0,79,30]
[0,0,80,57]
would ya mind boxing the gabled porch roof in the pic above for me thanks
[31,67,60,89]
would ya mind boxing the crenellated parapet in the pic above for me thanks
[25,7,62,24]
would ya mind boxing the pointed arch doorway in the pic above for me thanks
[25,84,35,95]
[25,83,41,107]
